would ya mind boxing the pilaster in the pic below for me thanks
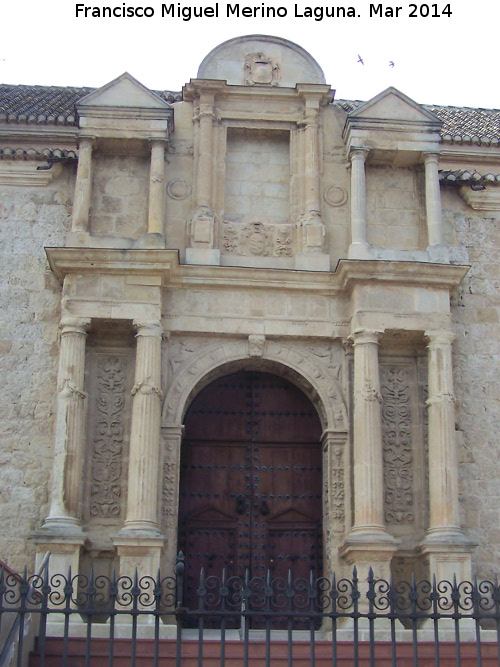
[423,152,449,262]
[321,429,348,574]
[160,424,185,576]
[295,93,329,271]
[147,139,166,236]
[186,86,220,265]
[71,137,94,233]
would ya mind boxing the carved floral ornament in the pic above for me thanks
[161,338,348,432]
[243,52,280,86]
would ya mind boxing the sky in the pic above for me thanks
[1,0,497,109]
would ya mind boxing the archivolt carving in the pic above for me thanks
[161,338,348,432]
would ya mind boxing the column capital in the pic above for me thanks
[59,316,91,335]
[422,151,441,162]
[133,320,163,337]
[350,328,383,345]
[349,146,371,161]
[424,329,455,347]
[77,135,96,146]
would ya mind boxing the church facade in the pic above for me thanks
[1,35,500,587]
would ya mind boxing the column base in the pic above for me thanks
[419,529,476,582]
[426,243,450,263]
[112,534,166,579]
[348,242,374,260]
[339,530,400,581]
[134,232,166,249]
[185,247,220,266]
[31,528,86,575]
[294,253,330,271]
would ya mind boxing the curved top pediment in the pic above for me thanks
[197,35,326,87]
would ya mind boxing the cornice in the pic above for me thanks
[336,259,469,291]
[45,247,470,294]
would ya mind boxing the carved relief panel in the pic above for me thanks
[379,358,427,543]
[83,345,134,540]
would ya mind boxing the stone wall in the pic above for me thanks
[0,166,73,570]
[90,154,149,238]
[366,166,425,250]
[445,188,500,578]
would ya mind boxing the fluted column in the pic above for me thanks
[45,316,91,528]
[147,140,166,235]
[423,153,444,248]
[123,321,163,532]
[303,106,322,220]
[351,329,387,533]
[348,147,372,259]
[71,137,94,233]
[340,329,397,578]
[420,330,474,580]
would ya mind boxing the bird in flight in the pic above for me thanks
[357,55,364,65]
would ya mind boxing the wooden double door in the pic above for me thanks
[178,371,323,610]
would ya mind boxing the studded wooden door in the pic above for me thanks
[178,370,323,617]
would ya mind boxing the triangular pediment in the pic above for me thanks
[350,87,441,125]
[268,508,316,524]
[77,72,169,109]
[187,506,236,524]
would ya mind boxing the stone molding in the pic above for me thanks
[161,338,348,433]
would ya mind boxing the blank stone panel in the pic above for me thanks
[224,128,290,225]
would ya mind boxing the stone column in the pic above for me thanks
[71,137,94,233]
[186,90,220,265]
[123,321,163,533]
[147,139,166,235]
[340,329,398,579]
[114,321,165,579]
[420,330,474,581]
[44,316,91,529]
[348,147,373,260]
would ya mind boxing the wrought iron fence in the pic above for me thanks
[1,552,500,666]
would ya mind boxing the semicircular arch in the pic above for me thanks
[161,338,347,433]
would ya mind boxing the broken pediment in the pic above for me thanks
[77,72,170,110]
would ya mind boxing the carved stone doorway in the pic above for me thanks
[178,370,323,621]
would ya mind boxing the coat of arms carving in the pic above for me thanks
[243,52,280,86]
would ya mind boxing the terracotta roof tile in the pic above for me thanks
[0,84,179,125]
[1,84,499,146]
